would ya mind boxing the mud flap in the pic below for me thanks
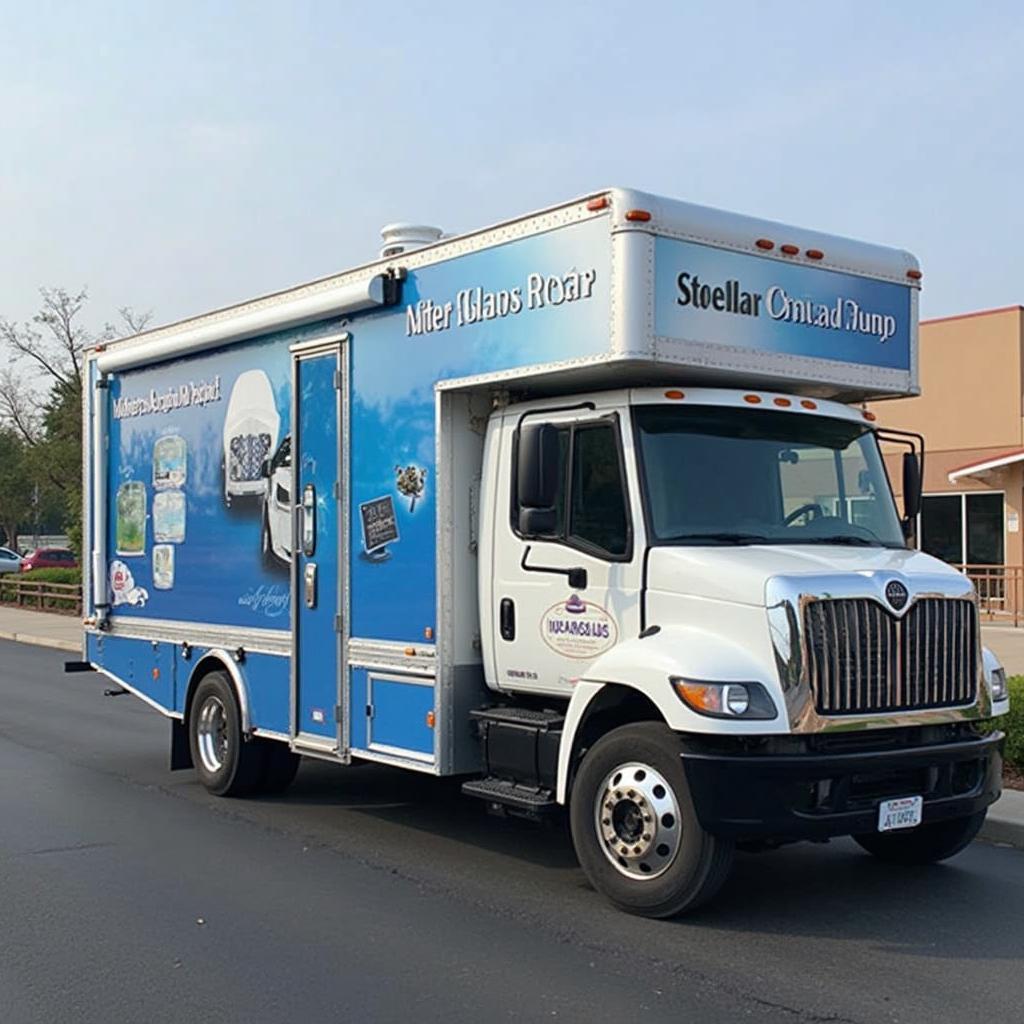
[170,718,193,770]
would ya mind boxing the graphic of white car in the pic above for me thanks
[261,434,291,566]
[222,370,280,506]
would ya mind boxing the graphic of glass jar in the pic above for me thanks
[115,481,147,556]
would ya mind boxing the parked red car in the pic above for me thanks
[20,548,78,572]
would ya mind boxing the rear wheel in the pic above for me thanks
[189,671,266,797]
[853,811,986,865]
[570,723,734,918]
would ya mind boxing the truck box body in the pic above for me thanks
[85,189,921,767]
[80,189,1004,916]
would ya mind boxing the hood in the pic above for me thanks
[646,544,962,607]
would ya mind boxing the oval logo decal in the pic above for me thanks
[540,595,618,660]
[885,580,909,612]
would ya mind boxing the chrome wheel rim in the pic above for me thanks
[594,762,682,880]
[196,695,228,774]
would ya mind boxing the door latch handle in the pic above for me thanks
[500,598,515,641]
[304,562,317,608]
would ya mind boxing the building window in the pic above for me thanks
[920,492,1004,565]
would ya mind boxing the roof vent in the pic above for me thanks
[380,223,443,259]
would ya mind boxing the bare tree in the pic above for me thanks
[117,306,153,335]
[0,287,153,397]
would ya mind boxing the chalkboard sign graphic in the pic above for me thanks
[359,495,400,561]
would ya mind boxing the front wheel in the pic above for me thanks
[570,723,734,918]
[853,810,986,865]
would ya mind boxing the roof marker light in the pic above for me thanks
[773,397,792,407]
[624,209,652,222]
[664,389,685,400]
[743,394,762,404]
[863,410,877,422]
[587,196,610,211]
[780,244,799,256]
[805,249,824,260]
[755,238,774,250]
[907,269,923,281]
[801,399,818,410]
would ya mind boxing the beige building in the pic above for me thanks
[869,305,1024,576]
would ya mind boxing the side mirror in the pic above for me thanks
[519,507,557,536]
[902,451,922,520]
[518,423,560,510]
[260,457,272,478]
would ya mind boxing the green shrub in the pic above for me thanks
[18,567,81,584]
[0,566,82,613]
[1003,676,1024,773]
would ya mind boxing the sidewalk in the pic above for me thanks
[0,605,1020,851]
[0,605,82,653]
[980,624,1024,676]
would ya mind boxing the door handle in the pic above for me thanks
[304,562,317,608]
[500,598,515,641]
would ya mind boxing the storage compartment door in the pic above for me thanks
[366,672,435,762]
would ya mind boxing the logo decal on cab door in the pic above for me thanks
[540,595,618,660]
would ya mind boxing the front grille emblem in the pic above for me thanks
[885,580,909,611]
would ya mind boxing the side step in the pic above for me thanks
[461,777,559,820]
[463,704,566,820]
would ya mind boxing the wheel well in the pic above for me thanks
[566,685,664,797]
[183,655,244,733]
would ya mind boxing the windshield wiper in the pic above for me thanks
[798,535,878,546]
[665,532,774,545]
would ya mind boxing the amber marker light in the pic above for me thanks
[863,410,877,422]
[404,646,416,657]
[906,269,923,280]
[426,711,436,729]
[755,238,774,250]
[674,681,723,715]
[805,249,824,260]
[664,389,685,400]
[586,196,610,211]
[624,209,652,222]
[773,397,792,407]
[800,399,818,410]
[780,244,799,256]
[743,394,762,404]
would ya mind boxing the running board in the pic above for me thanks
[461,777,559,821]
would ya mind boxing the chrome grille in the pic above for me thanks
[804,598,978,715]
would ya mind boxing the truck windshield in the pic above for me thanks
[633,405,905,548]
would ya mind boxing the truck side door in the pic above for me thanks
[488,405,644,697]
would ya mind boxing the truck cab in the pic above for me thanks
[472,385,1007,916]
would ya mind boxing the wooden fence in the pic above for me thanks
[0,576,83,615]
[955,564,1024,627]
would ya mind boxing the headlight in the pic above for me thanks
[671,678,778,720]
[991,666,1008,702]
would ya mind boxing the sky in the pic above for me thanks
[2,0,1023,335]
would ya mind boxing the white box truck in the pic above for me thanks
[74,189,1009,917]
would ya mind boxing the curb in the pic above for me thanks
[978,790,1024,851]
[0,629,80,653]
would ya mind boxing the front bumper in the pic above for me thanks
[681,728,1004,842]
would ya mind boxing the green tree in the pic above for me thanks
[0,428,34,548]
[0,288,151,554]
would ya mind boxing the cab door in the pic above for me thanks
[490,406,644,696]
[291,339,345,748]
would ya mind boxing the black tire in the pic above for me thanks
[569,722,734,918]
[853,810,986,865]
[260,741,301,794]
[188,671,266,797]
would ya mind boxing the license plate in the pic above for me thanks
[878,796,923,832]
